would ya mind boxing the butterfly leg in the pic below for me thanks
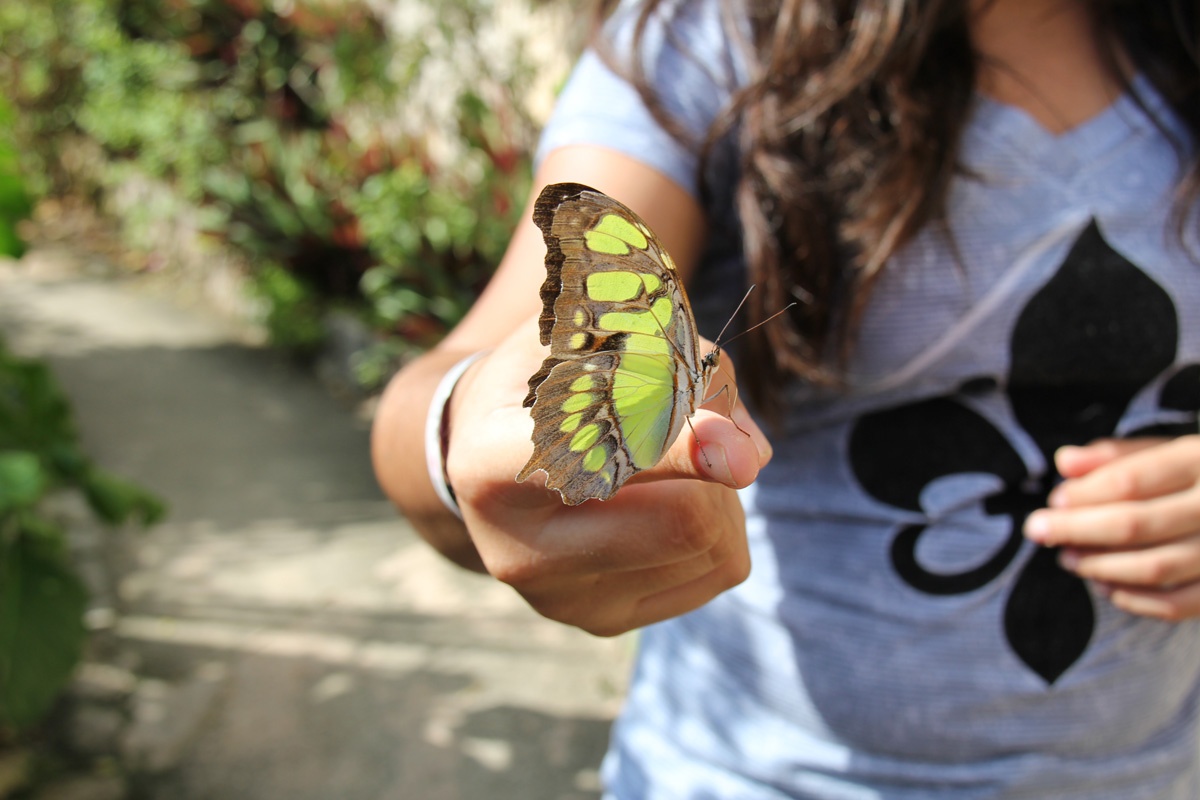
[684,415,714,468]
[702,383,750,438]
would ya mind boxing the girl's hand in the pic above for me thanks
[444,317,771,637]
[1025,436,1200,621]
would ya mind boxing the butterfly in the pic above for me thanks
[515,182,721,505]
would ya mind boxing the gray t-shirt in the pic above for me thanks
[538,2,1200,797]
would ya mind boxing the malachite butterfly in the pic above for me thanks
[516,182,721,505]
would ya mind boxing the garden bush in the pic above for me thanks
[0,0,575,384]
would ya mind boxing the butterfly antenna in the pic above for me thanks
[712,286,755,348]
[717,300,798,349]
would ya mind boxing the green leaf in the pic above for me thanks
[0,223,25,261]
[0,348,79,464]
[0,96,31,259]
[0,451,46,514]
[0,532,88,730]
[81,468,166,526]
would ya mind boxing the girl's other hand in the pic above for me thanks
[1025,436,1200,621]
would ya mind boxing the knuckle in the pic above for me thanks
[524,589,587,625]
[1154,600,1187,623]
[721,551,752,589]
[539,597,631,637]
[707,532,751,589]
[531,597,577,625]
[581,619,632,638]
[1140,557,1176,587]
[1093,439,1127,461]
[661,506,723,557]
[1109,469,1141,501]
[1111,513,1146,546]
[484,552,547,589]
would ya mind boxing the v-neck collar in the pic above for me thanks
[965,74,1167,179]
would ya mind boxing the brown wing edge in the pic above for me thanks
[521,355,557,408]
[524,182,602,409]
[531,182,599,342]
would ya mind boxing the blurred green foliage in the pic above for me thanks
[0,99,32,258]
[0,95,163,736]
[0,0,548,379]
[0,340,163,732]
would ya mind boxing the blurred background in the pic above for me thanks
[0,1,633,798]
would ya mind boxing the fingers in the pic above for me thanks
[1089,581,1200,623]
[1026,490,1200,550]
[473,480,750,635]
[1027,437,1200,549]
[1050,437,1200,506]
[1052,438,1161,479]
[628,545,751,633]
[1051,531,1200,622]
[1024,436,1200,622]
[1038,520,1200,622]
[517,500,750,636]
[479,479,737,575]
[1059,537,1200,589]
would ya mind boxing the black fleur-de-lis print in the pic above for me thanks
[849,220,1198,685]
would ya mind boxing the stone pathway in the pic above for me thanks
[0,241,632,799]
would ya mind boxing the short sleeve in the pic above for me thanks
[534,0,744,199]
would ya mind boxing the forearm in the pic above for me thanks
[371,349,487,573]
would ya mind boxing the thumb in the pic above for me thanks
[638,405,772,489]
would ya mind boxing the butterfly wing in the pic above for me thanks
[516,182,708,505]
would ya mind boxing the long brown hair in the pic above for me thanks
[597,0,1200,415]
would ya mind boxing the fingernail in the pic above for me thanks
[756,434,773,463]
[1024,511,1051,543]
[700,442,736,487]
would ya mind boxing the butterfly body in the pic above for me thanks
[517,182,719,505]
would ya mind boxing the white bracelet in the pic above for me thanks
[424,351,490,519]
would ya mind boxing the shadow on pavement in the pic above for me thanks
[129,651,611,800]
